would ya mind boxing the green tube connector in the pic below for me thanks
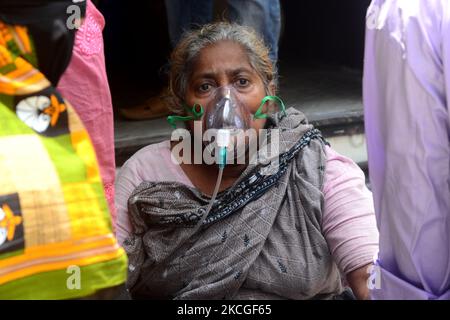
[218,147,227,169]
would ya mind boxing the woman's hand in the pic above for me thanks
[346,263,372,300]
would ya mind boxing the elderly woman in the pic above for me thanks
[116,22,378,300]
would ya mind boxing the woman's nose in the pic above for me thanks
[217,86,229,97]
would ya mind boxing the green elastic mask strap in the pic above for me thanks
[254,95,287,120]
[167,103,204,129]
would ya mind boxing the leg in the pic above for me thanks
[165,0,214,47]
[227,0,281,62]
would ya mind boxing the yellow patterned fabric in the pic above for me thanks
[0,21,127,299]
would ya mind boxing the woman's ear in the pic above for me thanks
[268,81,277,96]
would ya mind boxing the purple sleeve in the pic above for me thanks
[364,0,450,299]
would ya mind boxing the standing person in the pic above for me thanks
[58,0,117,223]
[364,0,450,299]
[121,0,281,120]
[0,0,127,299]
[165,0,281,62]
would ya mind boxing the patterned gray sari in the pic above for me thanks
[123,108,343,299]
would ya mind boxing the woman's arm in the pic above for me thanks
[115,160,140,245]
[346,263,372,300]
[114,142,175,245]
[321,146,379,300]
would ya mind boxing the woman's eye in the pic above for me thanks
[236,78,249,87]
[199,83,212,92]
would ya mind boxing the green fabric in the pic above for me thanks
[0,99,35,137]
[0,254,128,300]
[0,23,127,301]
[0,63,16,74]
[6,39,21,58]
[39,134,88,184]
[24,35,38,68]
[90,182,113,230]
[0,249,24,261]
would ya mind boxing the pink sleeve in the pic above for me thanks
[114,142,185,245]
[322,146,379,275]
[58,0,116,217]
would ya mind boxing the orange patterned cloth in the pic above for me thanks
[0,20,127,299]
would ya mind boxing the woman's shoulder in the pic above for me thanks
[118,140,173,183]
[122,140,171,168]
[322,145,369,194]
[324,145,364,176]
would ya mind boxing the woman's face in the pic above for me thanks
[185,40,270,133]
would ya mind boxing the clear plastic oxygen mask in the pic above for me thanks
[204,87,251,136]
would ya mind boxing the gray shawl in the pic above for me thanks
[123,108,342,299]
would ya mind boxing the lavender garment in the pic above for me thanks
[364,0,450,299]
